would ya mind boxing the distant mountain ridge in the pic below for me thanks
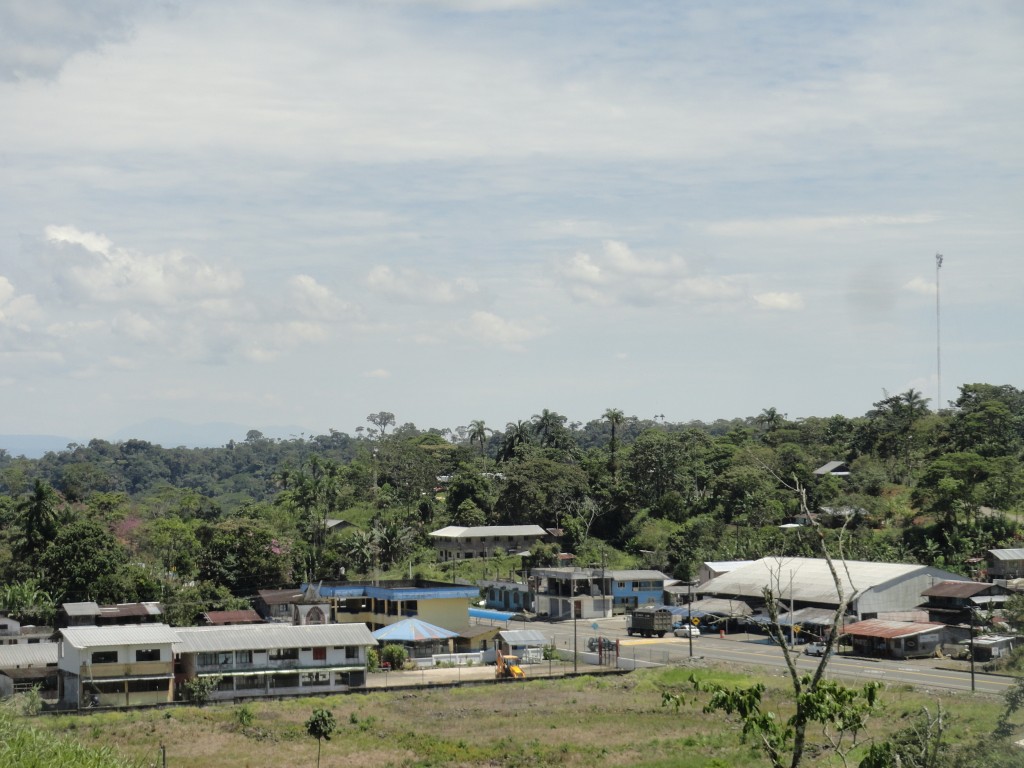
[1,418,312,458]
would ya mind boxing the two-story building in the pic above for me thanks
[920,580,1010,625]
[987,548,1024,580]
[310,580,480,634]
[428,525,548,561]
[530,568,669,620]
[57,624,178,709]
[174,623,376,701]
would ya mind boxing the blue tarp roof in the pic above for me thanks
[470,607,515,621]
[302,583,479,601]
[372,617,459,642]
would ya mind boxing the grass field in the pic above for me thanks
[14,665,1018,768]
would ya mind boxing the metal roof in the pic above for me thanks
[704,560,754,573]
[0,642,58,669]
[498,630,550,646]
[306,582,479,601]
[372,618,458,642]
[60,623,180,649]
[606,570,669,581]
[921,580,993,598]
[202,609,264,625]
[62,601,101,617]
[175,623,377,653]
[989,548,1024,561]
[843,620,945,639]
[429,525,547,539]
[99,602,163,618]
[687,598,753,617]
[698,557,968,605]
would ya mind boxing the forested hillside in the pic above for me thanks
[2,384,1022,627]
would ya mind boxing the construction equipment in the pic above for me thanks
[496,649,526,679]
[627,606,672,638]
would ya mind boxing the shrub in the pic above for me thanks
[380,643,408,670]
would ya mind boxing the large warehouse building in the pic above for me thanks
[697,557,969,621]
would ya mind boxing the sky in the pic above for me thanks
[1,0,1022,445]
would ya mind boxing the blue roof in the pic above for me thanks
[470,607,515,621]
[372,618,459,642]
[302,583,479,601]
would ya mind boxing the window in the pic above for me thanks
[135,648,161,662]
[301,671,330,687]
[237,675,263,690]
[127,678,169,693]
[235,650,252,665]
[269,648,299,661]
[91,651,118,664]
[313,647,326,661]
[345,646,360,661]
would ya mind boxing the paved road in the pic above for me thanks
[518,615,1016,696]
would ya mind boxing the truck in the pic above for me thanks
[626,606,672,638]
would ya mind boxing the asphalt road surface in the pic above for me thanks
[517,614,1016,697]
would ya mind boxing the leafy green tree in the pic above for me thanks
[494,453,589,526]
[183,675,221,706]
[380,643,408,670]
[39,519,130,603]
[305,707,338,768]
[499,420,533,461]
[366,411,396,438]
[196,517,292,593]
[444,465,496,523]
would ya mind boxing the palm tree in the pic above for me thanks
[468,419,490,457]
[15,480,61,560]
[900,388,931,419]
[756,407,784,433]
[603,408,625,481]
[531,409,566,448]
[499,421,532,461]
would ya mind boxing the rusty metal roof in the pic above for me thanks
[842,620,945,639]
[920,580,992,598]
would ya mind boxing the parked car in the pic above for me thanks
[803,642,827,656]
[674,625,701,638]
[587,636,616,652]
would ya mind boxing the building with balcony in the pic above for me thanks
[57,624,178,709]
[530,568,669,620]
[428,525,548,561]
[174,623,376,701]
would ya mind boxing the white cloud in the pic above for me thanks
[364,368,391,379]
[289,274,353,320]
[0,276,41,328]
[366,265,478,305]
[903,277,936,296]
[45,224,243,306]
[556,241,740,307]
[753,292,805,311]
[465,311,541,349]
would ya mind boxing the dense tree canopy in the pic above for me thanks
[0,381,1022,617]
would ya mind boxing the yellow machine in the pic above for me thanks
[496,649,526,679]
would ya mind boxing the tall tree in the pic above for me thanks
[468,419,490,457]
[366,411,396,438]
[603,408,625,482]
[14,480,62,561]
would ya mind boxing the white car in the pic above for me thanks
[674,625,701,638]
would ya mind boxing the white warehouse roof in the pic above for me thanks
[698,557,968,605]
[60,623,180,649]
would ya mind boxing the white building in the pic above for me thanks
[58,624,179,709]
[429,525,548,560]
[174,623,377,701]
[697,557,970,621]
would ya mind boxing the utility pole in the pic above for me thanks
[687,580,694,658]
[936,253,943,411]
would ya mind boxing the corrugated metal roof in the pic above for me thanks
[498,630,550,646]
[60,624,180,649]
[175,623,376,653]
[688,598,753,617]
[99,602,163,618]
[372,618,458,642]
[843,620,945,639]
[989,548,1024,561]
[62,602,100,617]
[698,557,967,605]
[0,642,58,669]
[607,570,669,581]
[429,525,547,538]
[704,560,754,572]
[921,580,992,598]
[202,609,264,625]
